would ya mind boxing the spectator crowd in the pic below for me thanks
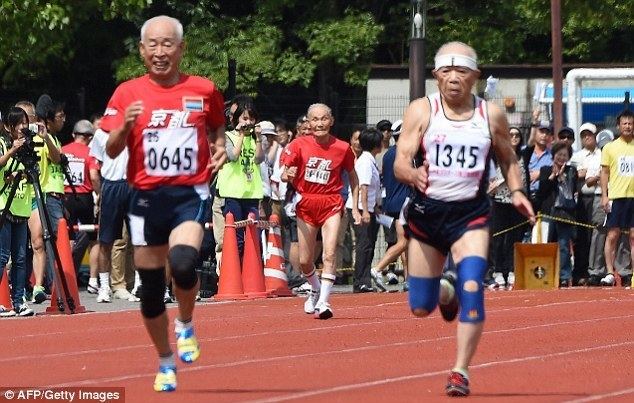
[0,92,632,319]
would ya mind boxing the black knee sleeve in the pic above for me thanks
[138,268,166,319]
[168,245,199,290]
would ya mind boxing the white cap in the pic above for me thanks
[257,120,276,136]
[391,119,403,136]
[579,122,597,135]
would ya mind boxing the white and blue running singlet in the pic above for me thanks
[419,93,492,202]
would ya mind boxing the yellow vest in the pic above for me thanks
[216,130,263,199]
[0,138,33,218]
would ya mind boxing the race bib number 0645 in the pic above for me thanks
[143,128,198,177]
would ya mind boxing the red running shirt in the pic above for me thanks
[61,142,99,194]
[281,134,355,195]
[100,74,225,189]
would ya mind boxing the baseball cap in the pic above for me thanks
[558,126,575,139]
[257,120,276,136]
[579,122,597,135]
[596,129,614,149]
[537,122,552,132]
[73,119,94,136]
[391,119,403,137]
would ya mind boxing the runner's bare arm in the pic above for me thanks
[489,102,535,223]
[208,125,226,174]
[394,98,430,193]
[106,100,144,158]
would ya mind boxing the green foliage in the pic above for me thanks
[1,0,633,93]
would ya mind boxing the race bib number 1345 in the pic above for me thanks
[143,128,198,177]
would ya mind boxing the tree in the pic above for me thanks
[0,0,151,87]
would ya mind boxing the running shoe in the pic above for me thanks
[370,268,388,292]
[386,271,399,285]
[16,304,35,317]
[303,290,320,314]
[0,305,16,317]
[439,275,459,322]
[96,287,111,303]
[314,301,333,320]
[153,365,176,392]
[87,282,99,295]
[600,273,615,286]
[32,285,47,304]
[176,327,200,363]
[445,370,470,397]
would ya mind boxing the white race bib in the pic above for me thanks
[618,156,634,177]
[64,159,85,186]
[143,127,198,177]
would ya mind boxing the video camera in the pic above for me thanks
[15,126,42,168]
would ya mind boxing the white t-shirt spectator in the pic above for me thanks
[89,129,128,181]
[571,147,602,195]
[269,146,287,201]
[346,151,380,212]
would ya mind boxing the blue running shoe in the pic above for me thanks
[176,327,200,363]
[153,365,176,392]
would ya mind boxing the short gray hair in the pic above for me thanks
[435,41,478,62]
[141,15,183,43]
[307,103,333,118]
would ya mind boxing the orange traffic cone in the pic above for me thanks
[0,267,13,311]
[264,215,293,297]
[241,212,268,299]
[215,212,247,300]
[46,218,86,314]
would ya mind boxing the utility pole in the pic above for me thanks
[409,1,426,101]
[551,0,563,133]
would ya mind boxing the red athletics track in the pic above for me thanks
[0,288,633,402]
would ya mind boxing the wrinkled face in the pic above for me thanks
[581,131,596,149]
[308,106,333,138]
[140,20,184,84]
[296,121,311,137]
[618,116,633,139]
[434,65,479,101]
[349,130,361,156]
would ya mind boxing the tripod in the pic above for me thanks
[0,163,76,313]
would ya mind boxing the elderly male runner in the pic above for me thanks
[281,103,361,319]
[103,16,225,392]
[394,42,535,397]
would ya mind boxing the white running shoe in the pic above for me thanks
[371,268,388,292]
[96,287,111,303]
[600,273,615,286]
[303,290,320,314]
[314,301,333,320]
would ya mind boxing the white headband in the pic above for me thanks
[434,54,478,70]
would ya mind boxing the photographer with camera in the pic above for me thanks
[27,95,65,304]
[216,101,264,257]
[0,107,36,317]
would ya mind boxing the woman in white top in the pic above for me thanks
[346,127,383,292]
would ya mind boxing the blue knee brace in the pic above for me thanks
[408,276,441,315]
[456,256,487,323]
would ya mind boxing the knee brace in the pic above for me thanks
[456,256,487,323]
[408,276,441,316]
[138,268,166,319]
[168,245,199,290]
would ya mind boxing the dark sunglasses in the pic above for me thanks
[558,134,574,140]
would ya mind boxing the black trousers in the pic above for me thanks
[349,209,379,288]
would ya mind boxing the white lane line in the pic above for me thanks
[44,315,634,388]
[5,309,633,364]
[564,387,634,402]
[4,295,632,340]
[247,341,634,403]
